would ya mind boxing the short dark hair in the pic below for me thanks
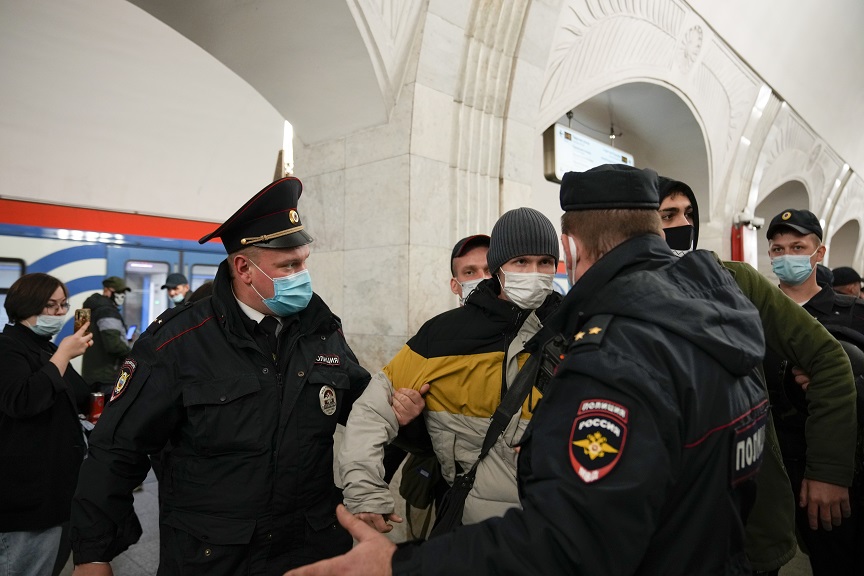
[561,209,662,262]
[5,273,67,322]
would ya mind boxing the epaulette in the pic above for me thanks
[571,314,614,347]
[142,302,197,336]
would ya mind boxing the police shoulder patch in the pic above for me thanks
[110,358,137,403]
[569,398,628,483]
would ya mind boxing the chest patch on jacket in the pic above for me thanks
[314,353,340,367]
[110,359,137,403]
[569,398,628,483]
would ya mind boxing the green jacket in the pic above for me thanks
[81,293,131,386]
[723,259,857,571]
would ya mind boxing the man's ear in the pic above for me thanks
[450,277,461,297]
[816,244,827,263]
[233,254,253,284]
[561,233,573,265]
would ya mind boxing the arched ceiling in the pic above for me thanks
[126,0,392,145]
[688,0,864,176]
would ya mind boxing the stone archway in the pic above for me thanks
[827,220,861,269]
[528,82,709,245]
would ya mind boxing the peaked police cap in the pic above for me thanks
[199,177,314,253]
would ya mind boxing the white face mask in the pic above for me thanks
[500,270,553,310]
[25,314,66,337]
[171,293,186,304]
[458,278,483,306]
[113,292,126,306]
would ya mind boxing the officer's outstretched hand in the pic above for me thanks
[284,505,395,576]
[391,383,430,426]
[73,563,113,576]
[800,478,852,530]
[354,511,403,533]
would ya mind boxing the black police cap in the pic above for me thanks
[450,234,490,273]
[199,177,314,254]
[832,266,862,286]
[560,164,659,211]
[765,208,823,241]
[161,273,189,289]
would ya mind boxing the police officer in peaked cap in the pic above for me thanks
[70,178,374,575]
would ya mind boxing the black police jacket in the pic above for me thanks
[393,235,768,575]
[70,260,370,571]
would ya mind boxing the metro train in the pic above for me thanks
[0,199,226,347]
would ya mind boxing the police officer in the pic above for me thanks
[70,177,371,575]
[161,272,192,306]
[286,164,769,576]
[764,208,860,576]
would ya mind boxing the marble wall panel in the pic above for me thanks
[409,155,452,247]
[415,12,465,97]
[408,244,454,335]
[345,83,414,169]
[308,249,344,317]
[301,170,345,252]
[427,0,472,30]
[345,154,410,249]
[342,244,409,340]
[501,118,535,184]
[295,137,346,177]
[410,83,455,164]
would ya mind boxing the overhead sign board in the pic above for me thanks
[543,123,634,183]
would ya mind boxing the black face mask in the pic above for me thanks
[664,225,694,256]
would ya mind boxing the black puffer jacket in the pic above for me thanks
[0,322,89,531]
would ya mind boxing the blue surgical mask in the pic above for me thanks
[171,293,185,305]
[249,260,313,317]
[25,314,66,337]
[771,248,819,286]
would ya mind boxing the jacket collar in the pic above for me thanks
[805,283,838,316]
[543,234,671,337]
[3,321,56,352]
[210,260,334,343]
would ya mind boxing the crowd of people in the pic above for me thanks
[1,165,862,576]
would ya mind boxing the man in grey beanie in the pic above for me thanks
[336,207,562,537]
[487,207,560,311]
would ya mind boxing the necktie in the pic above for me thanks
[259,316,279,358]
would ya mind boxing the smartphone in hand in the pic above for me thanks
[74,308,91,335]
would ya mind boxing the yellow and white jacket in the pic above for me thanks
[339,281,560,524]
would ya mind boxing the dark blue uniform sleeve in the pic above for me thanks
[392,352,682,576]
[70,348,182,563]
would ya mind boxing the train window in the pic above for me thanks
[124,260,171,329]
[0,258,25,327]
[190,264,219,289]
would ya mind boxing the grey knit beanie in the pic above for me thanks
[487,207,559,273]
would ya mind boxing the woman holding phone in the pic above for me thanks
[0,273,94,575]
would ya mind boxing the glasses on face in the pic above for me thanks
[44,301,71,314]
